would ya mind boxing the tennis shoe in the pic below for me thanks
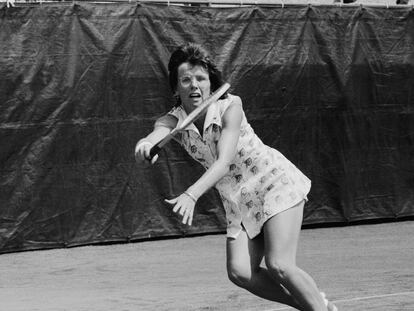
[320,292,338,311]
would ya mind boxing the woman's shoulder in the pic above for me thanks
[154,110,179,129]
[219,93,243,115]
[227,93,242,106]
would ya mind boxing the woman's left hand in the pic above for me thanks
[165,193,196,226]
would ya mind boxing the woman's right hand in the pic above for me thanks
[134,141,159,165]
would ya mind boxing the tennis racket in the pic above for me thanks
[148,82,230,160]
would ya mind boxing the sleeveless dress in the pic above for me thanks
[157,94,311,239]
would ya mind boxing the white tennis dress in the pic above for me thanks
[158,94,311,239]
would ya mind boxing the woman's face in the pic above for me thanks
[176,62,211,114]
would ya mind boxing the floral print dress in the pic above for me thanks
[161,94,311,239]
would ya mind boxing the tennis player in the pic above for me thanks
[135,43,337,311]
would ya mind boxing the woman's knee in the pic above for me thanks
[227,260,253,288]
[264,257,296,282]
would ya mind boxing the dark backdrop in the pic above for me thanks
[0,3,413,253]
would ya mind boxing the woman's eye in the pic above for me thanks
[180,77,192,86]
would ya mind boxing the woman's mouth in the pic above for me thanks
[189,93,202,99]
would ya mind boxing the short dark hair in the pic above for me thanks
[168,43,227,106]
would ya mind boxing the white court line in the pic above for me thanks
[263,291,414,311]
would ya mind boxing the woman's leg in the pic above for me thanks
[263,200,328,311]
[226,228,302,309]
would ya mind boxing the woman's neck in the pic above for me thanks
[194,118,205,134]
[182,105,206,135]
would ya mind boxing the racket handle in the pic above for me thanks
[148,144,162,160]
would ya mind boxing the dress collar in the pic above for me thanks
[175,100,223,136]
[203,100,222,133]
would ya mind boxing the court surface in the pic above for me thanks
[0,221,413,311]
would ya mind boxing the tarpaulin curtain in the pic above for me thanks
[0,3,413,253]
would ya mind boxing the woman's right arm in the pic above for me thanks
[135,114,178,165]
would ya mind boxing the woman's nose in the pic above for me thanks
[189,77,198,88]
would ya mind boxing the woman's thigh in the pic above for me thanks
[226,229,264,276]
[263,200,305,263]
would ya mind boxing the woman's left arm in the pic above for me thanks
[166,97,243,225]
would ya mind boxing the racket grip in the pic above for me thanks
[148,144,162,160]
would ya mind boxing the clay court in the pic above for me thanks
[1,221,413,311]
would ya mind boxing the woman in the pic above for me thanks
[135,43,337,311]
